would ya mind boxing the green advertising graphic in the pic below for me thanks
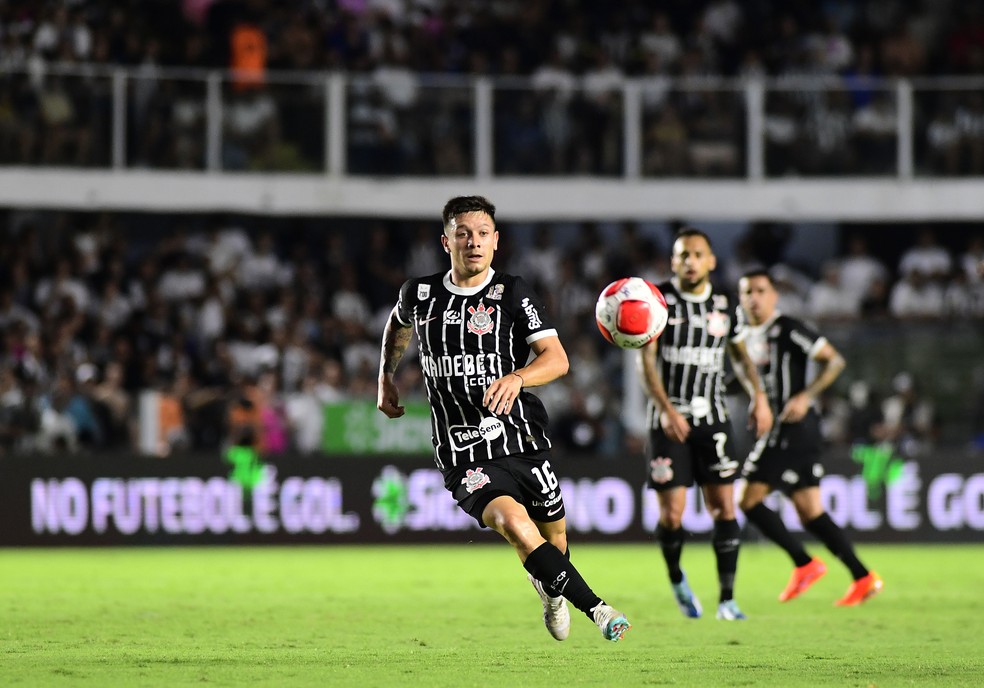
[322,401,433,455]
[371,466,410,533]
[223,445,266,490]
[851,443,905,499]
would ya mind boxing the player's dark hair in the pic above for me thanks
[740,268,774,285]
[675,226,712,249]
[442,196,496,228]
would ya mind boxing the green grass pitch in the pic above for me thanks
[1,543,982,687]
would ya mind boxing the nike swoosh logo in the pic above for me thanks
[417,316,438,325]
[546,506,563,516]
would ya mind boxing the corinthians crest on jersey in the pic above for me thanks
[466,302,495,335]
[394,267,558,468]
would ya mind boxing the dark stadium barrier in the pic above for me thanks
[2,448,982,545]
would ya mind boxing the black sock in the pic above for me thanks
[744,503,813,567]
[804,513,869,580]
[536,545,570,599]
[713,519,741,603]
[523,542,603,620]
[655,524,685,584]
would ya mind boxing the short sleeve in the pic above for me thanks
[787,318,827,358]
[394,279,414,326]
[510,276,558,344]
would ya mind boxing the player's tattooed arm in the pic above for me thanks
[728,339,773,438]
[380,309,413,375]
[377,308,413,418]
[639,337,690,443]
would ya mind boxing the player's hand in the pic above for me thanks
[660,408,691,443]
[377,377,405,418]
[779,393,810,423]
[749,391,773,438]
[483,372,523,416]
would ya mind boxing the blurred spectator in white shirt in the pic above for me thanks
[889,269,945,318]
[807,261,860,320]
[333,264,371,326]
[285,370,325,454]
[196,278,228,342]
[404,222,443,278]
[35,257,90,314]
[837,235,889,305]
[206,223,252,277]
[517,225,562,291]
[0,289,40,332]
[93,279,132,331]
[639,12,682,69]
[771,263,812,318]
[314,358,347,404]
[959,234,984,284]
[157,253,206,302]
[238,232,292,291]
[898,228,952,280]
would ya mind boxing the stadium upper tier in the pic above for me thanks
[2,63,984,181]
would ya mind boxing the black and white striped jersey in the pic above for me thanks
[731,311,827,419]
[395,267,557,468]
[649,277,737,428]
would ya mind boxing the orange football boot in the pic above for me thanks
[779,557,828,602]
[834,572,884,606]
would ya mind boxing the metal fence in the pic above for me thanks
[4,64,984,179]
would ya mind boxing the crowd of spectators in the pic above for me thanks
[2,0,984,173]
[0,210,979,462]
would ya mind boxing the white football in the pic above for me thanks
[595,277,669,349]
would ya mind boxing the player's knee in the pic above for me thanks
[795,504,824,523]
[545,531,567,553]
[659,513,683,530]
[739,494,761,512]
[488,509,536,542]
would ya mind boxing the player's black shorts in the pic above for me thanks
[442,453,566,527]
[647,420,742,491]
[743,413,823,495]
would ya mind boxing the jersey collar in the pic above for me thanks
[443,267,495,296]
[745,310,782,334]
[671,276,712,303]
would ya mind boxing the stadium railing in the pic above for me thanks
[4,64,984,180]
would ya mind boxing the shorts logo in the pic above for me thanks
[781,469,799,484]
[466,302,495,336]
[812,464,824,478]
[650,457,674,484]
[417,284,430,300]
[461,467,491,494]
[709,458,740,478]
[690,396,711,419]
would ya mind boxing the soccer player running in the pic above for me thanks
[640,228,773,621]
[377,195,630,642]
[735,270,883,606]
